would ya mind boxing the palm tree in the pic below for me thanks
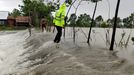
[109,0,121,51]
[87,0,102,45]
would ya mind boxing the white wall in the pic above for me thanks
[0,11,9,19]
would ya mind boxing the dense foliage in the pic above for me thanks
[10,0,134,28]
[67,13,134,28]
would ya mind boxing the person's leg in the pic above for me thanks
[42,25,44,32]
[54,26,62,43]
[44,25,47,31]
[56,27,62,43]
[28,27,31,36]
[54,26,59,43]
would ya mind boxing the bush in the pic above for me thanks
[101,22,108,28]
[0,25,14,30]
[0,25,7,30]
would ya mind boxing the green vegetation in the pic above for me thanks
[5,0,133,29]
[9,0,59,29]
[0,25,13,30]
[19,0,54,27]
[66,12,134,28]
[10,9,21,17]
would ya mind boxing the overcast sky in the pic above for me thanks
[0,0,134,20]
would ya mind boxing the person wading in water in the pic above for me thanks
[53,1,67,45]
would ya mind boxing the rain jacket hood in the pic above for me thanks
[53,3,66,27]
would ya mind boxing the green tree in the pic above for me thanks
[68,13,77,27]
[76,13,91,27]
[19,0,53,27]
[101,21,108,28]
[123,13,134,28]
[111,17,122,28]
[123,17,129,28]
[95,15,103,27]
[106,18,112,27]
[10,9,21,18]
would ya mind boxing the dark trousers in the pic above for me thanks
[42,24,46,32]
[54,26,62,43]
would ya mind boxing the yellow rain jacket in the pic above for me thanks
[53,3,66,27]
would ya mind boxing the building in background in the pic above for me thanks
[16,16,30,27]
[7,16,15,28]
[0,11,9,25]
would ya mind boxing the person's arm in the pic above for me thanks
[29,23,33,27]
[62,12,66,28]
[61,11,66,20]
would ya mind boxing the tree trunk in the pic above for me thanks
[87,1,98,45]
[109,0,120,51]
